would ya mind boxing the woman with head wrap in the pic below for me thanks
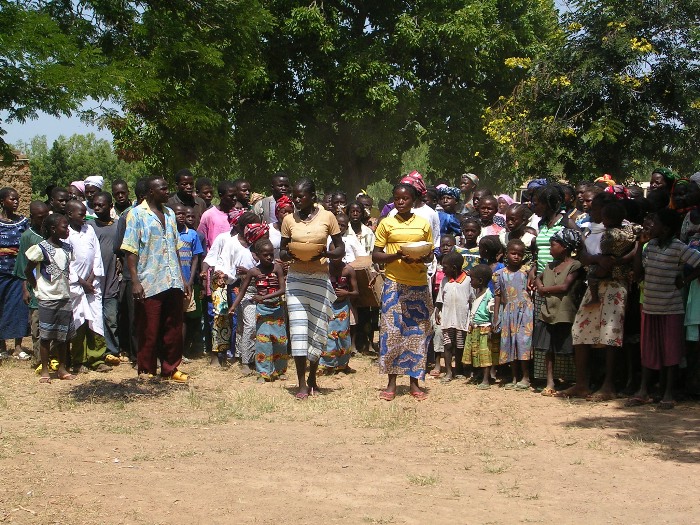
[650,167,677,192]
[497,194,514,216]
[384,171,440,249]
[268,194,294,261]
[437,186,462,236]
[83,176,104,220]
[458,173,479,213]
[533,228,584,395]
[69,181,85,201]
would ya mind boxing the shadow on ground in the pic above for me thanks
[67,377,180,404]
[562,402,700,463]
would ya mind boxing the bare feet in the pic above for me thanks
[554,385,591,398]
[587,389,616,402]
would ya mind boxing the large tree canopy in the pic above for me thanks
[484,0,700,184]
[3,0,559,190]
[0,0,116,155]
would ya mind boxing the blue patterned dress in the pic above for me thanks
[494,267,534,363]
[0,216,29,339]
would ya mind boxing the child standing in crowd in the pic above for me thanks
[463,264,497,389]
[429,234,459,377]
[459,217,482,272]
[228,239,288,381]
[434,251,472,382]
[479,235,505,293]
[500,203,536,267]
[631,209,700,409]
[478,195,504,237]
[494,239,534,390]
[437,186,462,236]
[585,201,637,305]
[24,214,76,383]
[88,192,123,365]
[348,202,375,255]
[534,229,583,396]
[210,270,231,366]
[320,255,358,373]
[335,212,366,263]
[173,204,204,349]
[65,200,110,374]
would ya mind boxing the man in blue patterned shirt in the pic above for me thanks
[121,177,191,383]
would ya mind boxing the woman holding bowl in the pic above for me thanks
[372,182,435,401]
[280,179,345,399]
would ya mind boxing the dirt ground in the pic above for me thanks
[1,348,700,525]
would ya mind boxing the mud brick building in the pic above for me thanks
[0,151,32,216]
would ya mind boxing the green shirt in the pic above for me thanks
[13,227,44,309]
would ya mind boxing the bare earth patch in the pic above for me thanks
[1,353,699,524]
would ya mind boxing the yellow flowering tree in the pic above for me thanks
[483,0,700,183]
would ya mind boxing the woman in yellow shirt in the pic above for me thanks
[372,183,434,401]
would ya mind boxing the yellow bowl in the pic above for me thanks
[400,241,433,258]
[288,242,325,262]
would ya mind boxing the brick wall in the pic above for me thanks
[0,152,32,216]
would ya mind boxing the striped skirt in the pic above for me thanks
[286,271,336,361]
[378,279,433,379]
[38,298,75,342]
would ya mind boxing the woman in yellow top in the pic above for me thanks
[372,183,434,401]
[280,179,345,399]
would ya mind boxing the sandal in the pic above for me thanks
[104,354,121,366]
[477,383,491,390]
[295,391,309,400]
[379,391,396,401]
[57,373,76,381]
[540,387,556,397]
[39,376,51,384]
[168,371,189,383]
[428,369,441,378]
[658,400,676,410]
[624,396,652,407]
[409,390,428,401]
[504,382,517,390]
[515,382,531,391]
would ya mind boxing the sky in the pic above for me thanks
[2,104,113,148]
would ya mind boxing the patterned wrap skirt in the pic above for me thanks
[38,298,75,342]
[320,299,352,370]
[0,275,29,339]
[255,302,288,379]
[571,280,626,348]
[463,325,499,368]
[378,279,433,379]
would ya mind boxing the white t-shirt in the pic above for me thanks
[25,243,73,301]
[327,232,367,264]
[217,235,257,283]
[436,273,473,331]
[269,225,282,260]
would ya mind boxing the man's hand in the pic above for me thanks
[132,281,145,301]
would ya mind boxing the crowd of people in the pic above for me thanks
[3,166,700,409]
